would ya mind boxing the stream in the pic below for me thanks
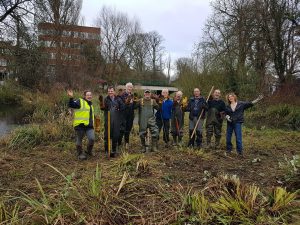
[0,106,25,137]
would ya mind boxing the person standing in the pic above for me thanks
[67,89,95,160]
[225,93,263,156]
[99,86,125,158]
[155,89,173,147]
[134,89,159,152]
[118,82,135,150]
[171,91,188,146]
[186,88,207,149]
[206,89,226,149]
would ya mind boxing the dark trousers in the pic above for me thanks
[156,118,170,143]
[226,122,243,154]
[206,122,222,143]
[104,122,120,154]
[118,114,134,145]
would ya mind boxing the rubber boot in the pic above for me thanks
[76,145,87,160]
[151,137,158,152]
[188,130,195,148]
[172,136,178,146]
[178,136,183,147]
[86,144,94,157]
[196,131,203,149]
[140,137,146,153]
[111,142,117,158]
[215,137,221,149]
[205,136,212,149]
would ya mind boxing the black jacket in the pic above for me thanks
[225,101,253,123]
[185,96,207,120]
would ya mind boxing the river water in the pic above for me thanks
[0,106,25,137]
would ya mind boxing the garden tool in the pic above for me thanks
[191,86,214,139]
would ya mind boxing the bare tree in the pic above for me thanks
[96,6,141,82]
[34,0,82,25]
[147,31,165,76]
[0,0,32,23]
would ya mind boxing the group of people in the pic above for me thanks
[67,83,263,160]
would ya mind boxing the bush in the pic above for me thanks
[0,82,22,105]
[246,104,300,130]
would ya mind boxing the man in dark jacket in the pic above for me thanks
[155,88,173,147]
[99,86,125,157]
[186,88,206,148]
[118,82,135,150]
[206,89,226,149]
[68,89,95,160]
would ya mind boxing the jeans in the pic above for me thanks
[156,118,170,143]
[75,128,95,146]
[226,122,243,154]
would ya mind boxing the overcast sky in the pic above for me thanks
[81,0,212,64]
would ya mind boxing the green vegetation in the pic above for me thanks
[246,104,300,131]
[181,175,299,224]
[0,82,23,105]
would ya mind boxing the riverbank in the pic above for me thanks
[0,84,300,224]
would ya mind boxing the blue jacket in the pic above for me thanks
[156,98,173,120]
[225,101,253,123]
[186,96,206,120]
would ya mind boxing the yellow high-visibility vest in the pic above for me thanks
[73,98,94,127]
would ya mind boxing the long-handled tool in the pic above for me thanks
[107,111,111,159]
[191,86,214,139]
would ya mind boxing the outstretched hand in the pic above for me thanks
[252,94,264,104]
[67,89,73,98]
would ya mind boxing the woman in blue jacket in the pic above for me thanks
[225,93,263,156]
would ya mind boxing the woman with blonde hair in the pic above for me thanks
[225,92,263,156]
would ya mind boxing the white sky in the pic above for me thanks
[81,0,212,65]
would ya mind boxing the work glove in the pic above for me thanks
[252,94,264,104]
[202,102,208,110]
[99,95,105,108]
[182,97,188,108]
[98,95,103,103]
[225,115,232,122]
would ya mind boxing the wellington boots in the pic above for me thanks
[86,144,94,157]
[178,136,183,147]
[151,138,158,152]
[188,130,195,148]
[76,145,87,160]
[110,142,117,158]
[172,136,178,146]
[215,138,221,149]
[140,137,147,153]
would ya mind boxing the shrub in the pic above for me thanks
[246,104,300,130]
[0,82,22,105]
